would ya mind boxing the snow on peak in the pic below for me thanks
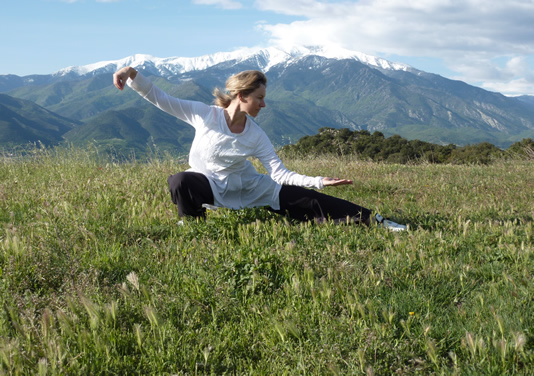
[55,54,156,76]
[53,45,413,77]
[257,45,413,72]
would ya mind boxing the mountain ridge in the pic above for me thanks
[1,46,414,86]
[1,45,533,154]
[54,45,414,78]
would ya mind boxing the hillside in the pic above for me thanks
[63,104,195,156]
[0,94,80,147]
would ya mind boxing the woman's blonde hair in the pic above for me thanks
[213,70,267,108]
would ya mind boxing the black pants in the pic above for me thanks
[168,171,372,225]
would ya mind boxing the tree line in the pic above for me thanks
[278,128,534,164]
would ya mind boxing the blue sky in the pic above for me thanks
[2,0,534,96]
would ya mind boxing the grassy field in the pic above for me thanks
[1,147,533,375]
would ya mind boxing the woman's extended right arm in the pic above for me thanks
[113,67,137,91]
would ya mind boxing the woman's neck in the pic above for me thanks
[224,105,247,134]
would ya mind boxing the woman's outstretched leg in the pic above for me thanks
[168,172,214,218]
[270,185,372,225]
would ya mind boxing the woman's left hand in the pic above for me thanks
[322,177,353,186]
[113,66,137,91]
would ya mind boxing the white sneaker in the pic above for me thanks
[374,214,407,232]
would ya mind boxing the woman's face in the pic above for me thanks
[241,85,266,117]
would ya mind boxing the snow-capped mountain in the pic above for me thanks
[3,44,534,152]
[54,45,415,78]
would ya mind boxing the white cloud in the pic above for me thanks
[481,76,534,96]
[193,0,243,10]
[253,0,534,95]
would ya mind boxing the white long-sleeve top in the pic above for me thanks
[128,73,324,210]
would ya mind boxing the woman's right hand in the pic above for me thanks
[113,66,137,91]
[323,177,353,186]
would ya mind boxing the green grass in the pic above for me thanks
[1,146,533,375]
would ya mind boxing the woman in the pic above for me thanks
[113,67,406,231]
